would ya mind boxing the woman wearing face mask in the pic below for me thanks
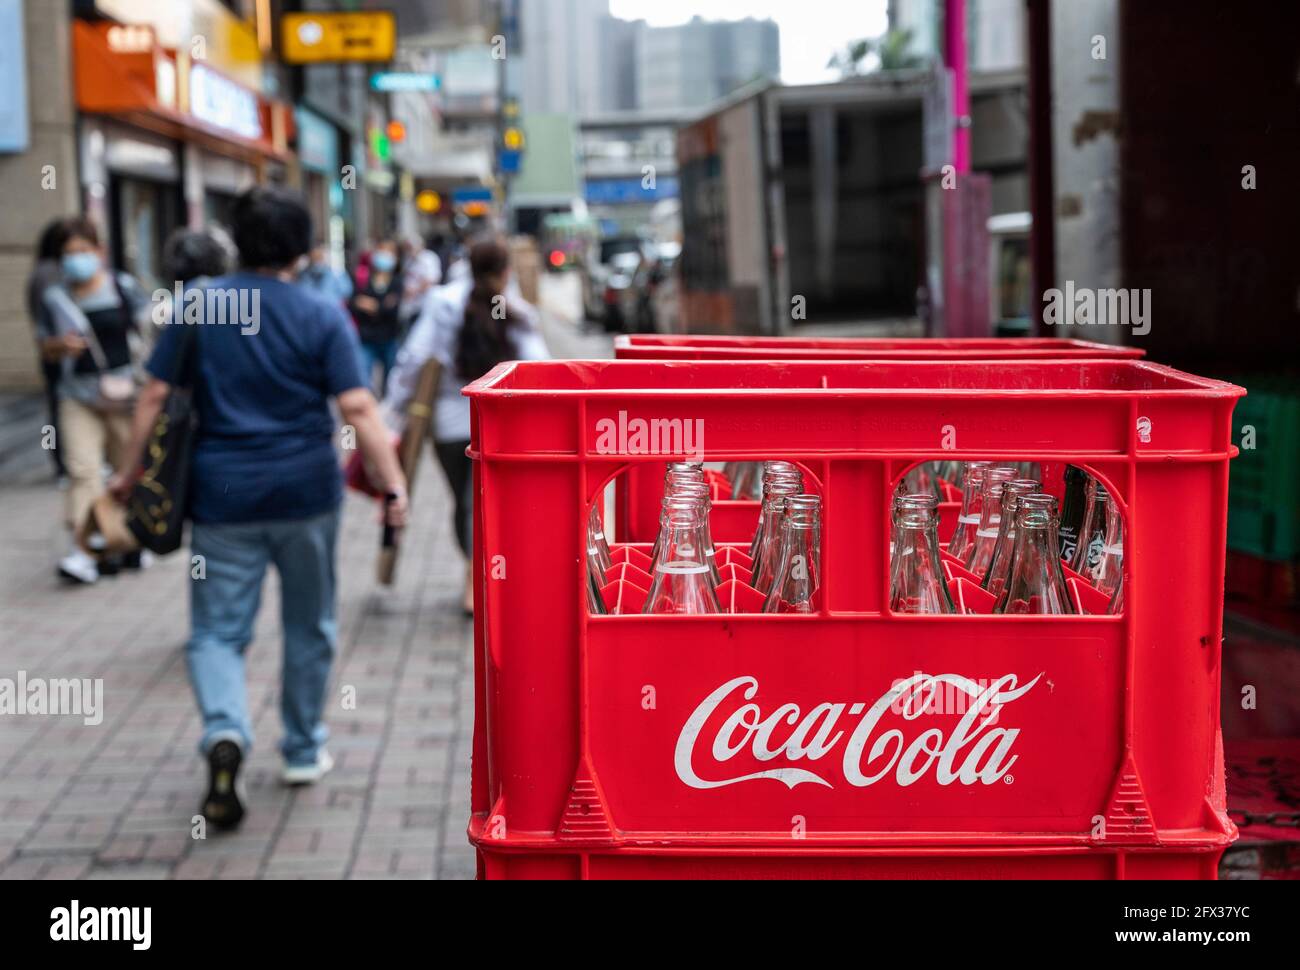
[348,240,404,395]
[37,217,152,584]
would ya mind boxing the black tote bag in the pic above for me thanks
[125,322,198,555]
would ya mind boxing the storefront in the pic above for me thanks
[72,19,295,282]
[78,120,184,290]
[294,106,346,265]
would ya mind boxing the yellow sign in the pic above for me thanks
[503,127,525,151]
[281,12,396,65]
[417,191,443,214]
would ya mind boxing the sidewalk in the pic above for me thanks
[0,278,609,880]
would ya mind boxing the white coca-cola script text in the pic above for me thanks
[674,673,1041,790]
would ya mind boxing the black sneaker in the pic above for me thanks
[201,740,246,831]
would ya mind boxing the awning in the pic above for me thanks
[73,20,295,166]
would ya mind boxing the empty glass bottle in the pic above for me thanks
[898,463,942,502]
[934,460,964,486]
[1057,465,1089,565]
[724,461,761,500]
[585,502,613,614]
[981,478,1042,599]
[643,501,720,614]
[663,462,706,495]
[762,495,822,614]
[890,493,954,614]
[587,565,608,615]
[890,492,936,560]
[1106,575,1124,615]
[1070,479,1112,577]
[1078,490,1123,599]
[751,478,803,595]
[964,466,1018,577]
[664,480,721,587]
[996,494,1075,614]
[588,502,612,575]
[946,462,992,563]
[749,461,803,560]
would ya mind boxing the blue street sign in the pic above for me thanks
[371,73,441,93]
[584,176,680,205]
[498,149,522,174]
[452,186,494,205]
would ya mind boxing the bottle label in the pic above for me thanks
[1084,536,1105,570]
[1059,528,1079,562]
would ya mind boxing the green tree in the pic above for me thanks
[827,29,928,76]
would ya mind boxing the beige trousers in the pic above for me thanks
[59,396,132,532]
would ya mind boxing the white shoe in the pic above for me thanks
[281,748,335,786]
[58,548,99,585]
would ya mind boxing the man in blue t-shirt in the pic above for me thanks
[108,187,408,832]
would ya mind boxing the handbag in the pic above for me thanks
[66,295,138,414]
[125,323,199,555]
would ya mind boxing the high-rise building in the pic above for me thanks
[599,15,642,113]
[520,5,780,119]
[637,17,780,114]
[519,0,610,118]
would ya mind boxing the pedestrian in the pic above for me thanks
[297,241,353,305]
[383,237,548,614]
[27,219,70,481]
[398,234,442,331]
[107,186,408,830]
[442,231,471,285]
[163,225,236,288]
[37,217,152,585]
[348,239,404,394]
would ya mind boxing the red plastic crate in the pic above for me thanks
[464,359,1244,879]
[614,334,1146,362]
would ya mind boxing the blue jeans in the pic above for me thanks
[359,339,398,396]
[188,508,340,767]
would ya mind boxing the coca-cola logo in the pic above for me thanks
[674,673,1042,790]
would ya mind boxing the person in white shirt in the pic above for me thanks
[383,238,548,613]
[398,235,442,331]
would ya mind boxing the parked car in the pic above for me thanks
[583,236,649,322]
[647,242,682,333]
[602,242,683,334]
[600,250,645,332]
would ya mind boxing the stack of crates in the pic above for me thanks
[464,343,1243,880]
[1226,375,1299,562]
